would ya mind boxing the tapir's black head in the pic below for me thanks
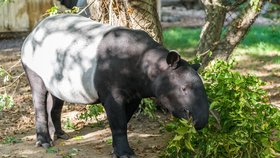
[155,51,209,130]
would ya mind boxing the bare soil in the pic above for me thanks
[233,52,280,108]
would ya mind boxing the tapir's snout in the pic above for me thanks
[191,102,209,130]
[192,112,209,130]
[172,101,209,130]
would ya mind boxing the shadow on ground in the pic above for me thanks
[234,53,280,107]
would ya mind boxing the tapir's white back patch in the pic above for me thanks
[21,14,117,104]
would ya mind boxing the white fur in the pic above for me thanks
[21,14,117,104]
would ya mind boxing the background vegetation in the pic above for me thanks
[161,25,280,157]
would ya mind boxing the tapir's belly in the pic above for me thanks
[21,15,116,104]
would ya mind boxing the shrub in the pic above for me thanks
[0,67,14,112]
[79,104,104,122]
[162,60,280,158]
[138,98,157,119]
[0,93,14,112]
[1,136,21,144]
[45,5,79,16]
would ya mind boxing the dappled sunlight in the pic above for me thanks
[0,115,168,157]
[63,127,111,146]
[262,83,280,91]
[1,147,44,157]
[233,51,280,108]
[18,149,41,155]
[128,132,161,138]
[21,134,36,141]
[237,25,280,50]
[0,134,49,157]
[263,63,280,74]
[61,110,80,119]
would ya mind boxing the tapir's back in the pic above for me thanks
[21,14,117,104]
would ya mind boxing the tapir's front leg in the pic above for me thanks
[102,93,135,158]
[125,99,141,123]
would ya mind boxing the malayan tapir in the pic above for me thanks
[21,14,209,157]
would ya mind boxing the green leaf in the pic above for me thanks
[73,136,83,140]
[185,140,194,151]
[46,147,59,154]
[173,135,183,141]
[274,141,280,152]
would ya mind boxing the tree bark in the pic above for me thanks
[197,0,264,67]
[88,0,162,43]
[196,0,227,61]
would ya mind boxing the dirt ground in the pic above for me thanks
[233,52,280,108]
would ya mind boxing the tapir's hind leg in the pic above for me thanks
[46,93,69,140]
[22,64,52,148]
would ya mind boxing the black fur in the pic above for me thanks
[60,0,78,8]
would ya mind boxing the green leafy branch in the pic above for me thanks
[44,5,80,17]
[0,60,23,112]
[162,60,280,158]
[0,0,13,6]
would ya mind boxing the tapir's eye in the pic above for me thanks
[181,86,188,95]
[181,84,192,94]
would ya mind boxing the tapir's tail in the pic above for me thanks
[46,93,56,141]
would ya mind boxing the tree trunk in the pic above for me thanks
[197,0,264,67]
[196,0,227,61]
[87,0,162,43]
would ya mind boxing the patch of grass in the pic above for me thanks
[64,118,76,130]
[79,104,104,122]
[163,25,280,59]
[1,136,22,144]
[235,25,280,56]
[46,147,59,154]
[163,27,201,57]
[138,98,157,120]
[106,137,112,145]
[73,135,84,140]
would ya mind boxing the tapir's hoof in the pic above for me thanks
[55,133,70,140]
[112,154,137,158]
[112,149,136,158]
[35,141,53,148]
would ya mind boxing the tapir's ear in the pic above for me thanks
[191,63,201,71]
[166,50,181,69]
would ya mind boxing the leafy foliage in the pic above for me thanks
[46,147,59,154]
[0,67,11,84]
[249,0,262,11]
[0,93,14,112]
[139,98,157,119]
[0,67,14,112]
[162,60,280,157]
[163,119,197,157]
[45,5,79,16]
[0,0,13,5]
[79,104,104,122]
[64,118,76,130]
